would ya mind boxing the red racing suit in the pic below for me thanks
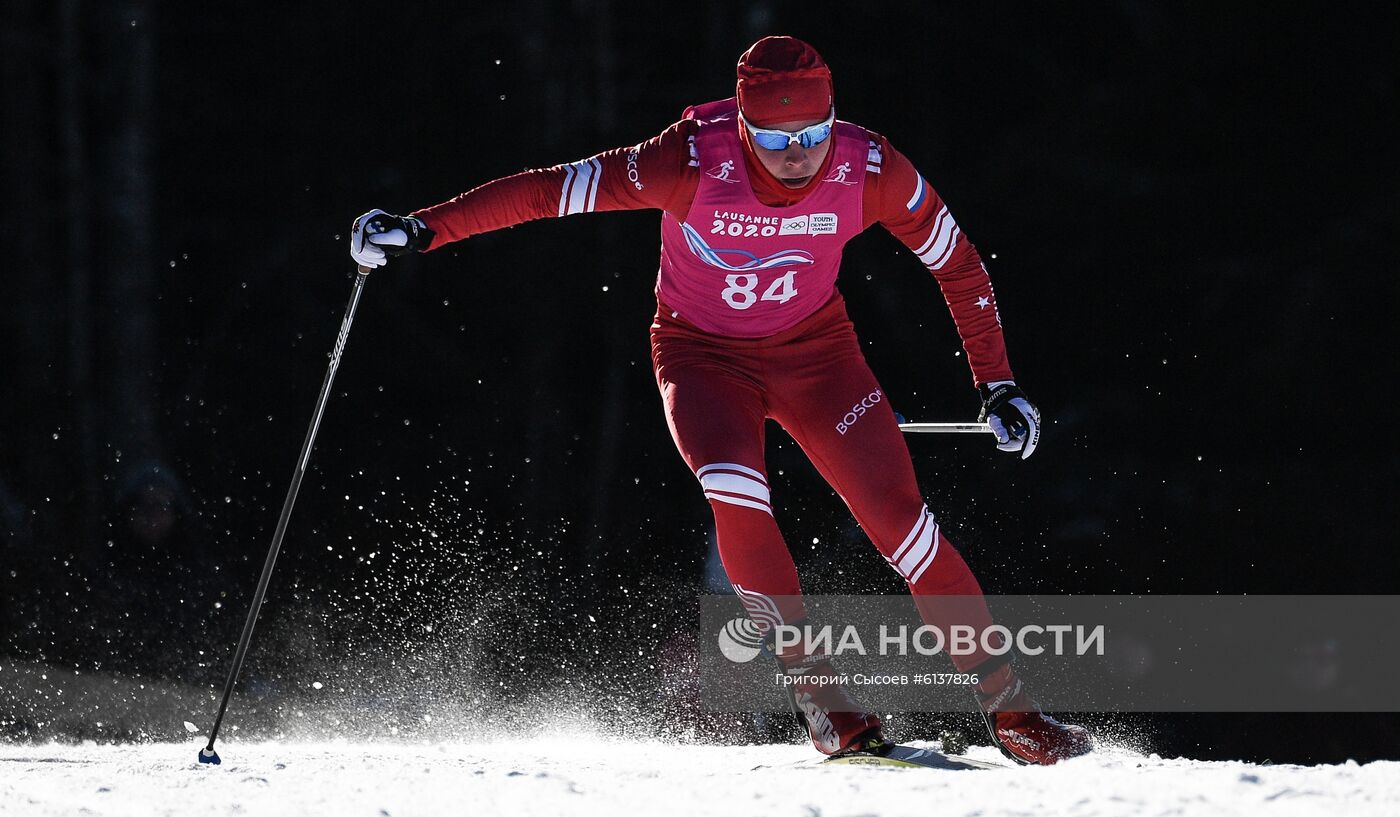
[416,98,1012,672]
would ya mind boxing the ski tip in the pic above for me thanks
[198,747,221,765]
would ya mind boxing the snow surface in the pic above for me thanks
[2,738,1397,817]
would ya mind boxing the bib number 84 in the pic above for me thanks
[722,270,797,310]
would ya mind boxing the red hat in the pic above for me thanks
[735,36,833,127]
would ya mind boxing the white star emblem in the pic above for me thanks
[975,296,991,310]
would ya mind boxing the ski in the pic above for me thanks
[754,743,1010,771]
[824,742,1009,770]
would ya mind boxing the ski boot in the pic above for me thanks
[974,658,1092,765]
[772,640,884,756]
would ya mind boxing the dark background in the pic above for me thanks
[2,2,1396,762]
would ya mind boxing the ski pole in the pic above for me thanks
[898,422,995,434]
[198,265,372,765]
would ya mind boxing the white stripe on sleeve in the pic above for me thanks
[908,523,942,584]
[563,159,596,215]
[557,163,577,217]
[734,583,784,633]
[890,506,930,565]
[926,226,961,269]
[914,206,950,257]
[700,472,771,504]
[905,174,926,212]
[697,462,767,483]
[704,492,773,514]
[585,158,602,213]
[885,507,942,583]
[915,206,961,268]
[697,463,772,515]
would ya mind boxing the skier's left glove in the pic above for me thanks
[349,209,435,268]
[978,381,1041,460]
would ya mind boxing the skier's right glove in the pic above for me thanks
[978,381,1041,460]
[349,209,435,268]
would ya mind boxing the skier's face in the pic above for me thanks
[747,117,833,188]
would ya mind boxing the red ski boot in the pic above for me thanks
[774,649,884,756]
[976,661,1092,765]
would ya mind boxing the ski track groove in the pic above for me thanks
[0,740,1397,817]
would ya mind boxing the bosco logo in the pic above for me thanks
[779,216,808,235]
[626,148,643,190]
[836,388,884,435]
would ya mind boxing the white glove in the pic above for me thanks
[978,381,1041,460]
[349,209,432,268]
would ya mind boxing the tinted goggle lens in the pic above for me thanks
[744,113,835,151]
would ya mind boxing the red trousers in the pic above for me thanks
[651,293,999,672]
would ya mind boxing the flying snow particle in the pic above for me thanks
[312,682,323,690]
[183,721,199,733]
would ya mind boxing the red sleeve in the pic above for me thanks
[863,133,1015,387]
[412,121,699,250]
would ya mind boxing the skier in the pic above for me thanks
[350,36,1091,765]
